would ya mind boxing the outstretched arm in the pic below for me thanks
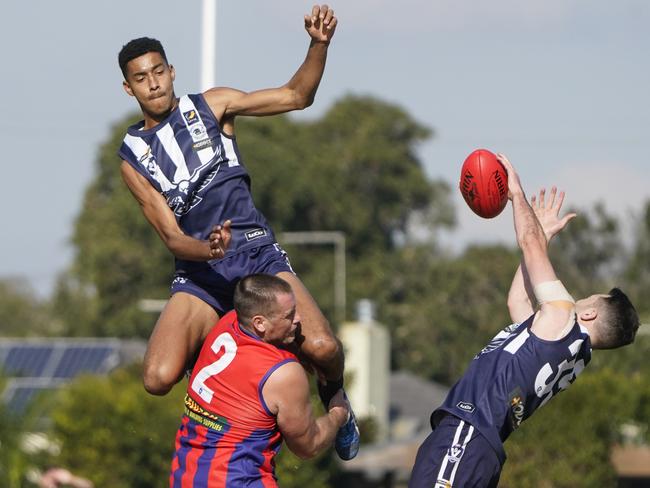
[121,162,231,260]
[204,5,337,124]
[507,187,577,323]
[263,361,348,460]
[498,155,575,340]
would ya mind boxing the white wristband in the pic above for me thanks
[534,280,575,305]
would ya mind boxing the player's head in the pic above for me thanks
[577,288,640,349]
[118,37,176,119]
[234,274,300,346]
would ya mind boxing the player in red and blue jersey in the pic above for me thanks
[117,4,359,460]
[170,274,349,487]
[409,156,641,488]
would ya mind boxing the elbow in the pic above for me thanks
[287,441,319,460]
[300,94,315,109]
[288,88,314,110]
[518,230,545,255]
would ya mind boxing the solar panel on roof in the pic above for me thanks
[0,339,144,412]
[1,345,54,377]
[5,385,54,413]
[53,346,113,378]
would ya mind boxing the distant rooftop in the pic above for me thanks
[0,337,146,412]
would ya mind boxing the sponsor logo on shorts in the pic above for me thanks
[245,228,267,241]
[456,401,475,413]
[447,443,465,464]
[172,276,188,286]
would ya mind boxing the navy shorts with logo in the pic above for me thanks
[171,243,294,314]
[409,414,501,488]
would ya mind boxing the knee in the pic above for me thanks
[305,335,343,366]
[142,362,179,396]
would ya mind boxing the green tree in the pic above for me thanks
[500,367,650,487]
[379,244,520,384]
[548,202,623,298]
[46,365,183,487]
[0,278,54,336]
[621,200,650,318]
[0,377,30,487]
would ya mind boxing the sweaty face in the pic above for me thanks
[265,292,300,346]
[123,52,176,123]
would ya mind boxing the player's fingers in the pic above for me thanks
[304,14,312,29]
[531,194,537,209]
[319,4,330,21]
[311,5,320,23]
[323,7,334,26]
[539,188,546,208]
[556,191,566,211]
[548,186,557,209]
[327,16,337,31]
[495,153,513,172]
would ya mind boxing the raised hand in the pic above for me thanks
[208,219,232,259]
[496,153,524,200]
[304,4,337,43]
[530,187,577,242]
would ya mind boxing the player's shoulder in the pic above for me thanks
[265,360,305,389]
[202,87,245,106]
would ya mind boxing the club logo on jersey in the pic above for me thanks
[183,109,199,125]
[165,162,220,217]
[509,387,525,430]
[456,401,475,413]
[189,122,207,141]
[447,443,465,464]
[138,148,160,178]
[435,479,452,488]
[245,228,267,241]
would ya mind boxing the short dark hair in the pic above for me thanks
[597,288,640,349]
[234,274,293,327]
[118,37,168,78]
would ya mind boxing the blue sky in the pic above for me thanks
[2,0,649,298]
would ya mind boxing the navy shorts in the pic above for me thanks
[409,414,501,488]
[170,243,294,314]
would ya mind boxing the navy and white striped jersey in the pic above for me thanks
[118,93,276,272]
[433,313,592,464]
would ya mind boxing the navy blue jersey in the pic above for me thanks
[118,93,276,273]
[433,313,592,464]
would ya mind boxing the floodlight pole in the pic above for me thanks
[201,0,217,91]
[279,231,346,326]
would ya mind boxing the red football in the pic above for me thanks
[459,149,508,219]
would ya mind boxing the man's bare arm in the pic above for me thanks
[120,162,231,260]
[203,5,337,124]
[263,361,348,459]
[498,155,574,340]
[507,188,576,323]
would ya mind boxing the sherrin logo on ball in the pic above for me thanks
[459,149,508,219]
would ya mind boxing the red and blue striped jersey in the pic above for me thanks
[170,310,298,487]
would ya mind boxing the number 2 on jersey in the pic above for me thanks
[191,332,237,403]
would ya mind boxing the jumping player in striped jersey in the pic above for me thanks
[170,274,349,487]
[409,154,641,488]
[117,4,359,460]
